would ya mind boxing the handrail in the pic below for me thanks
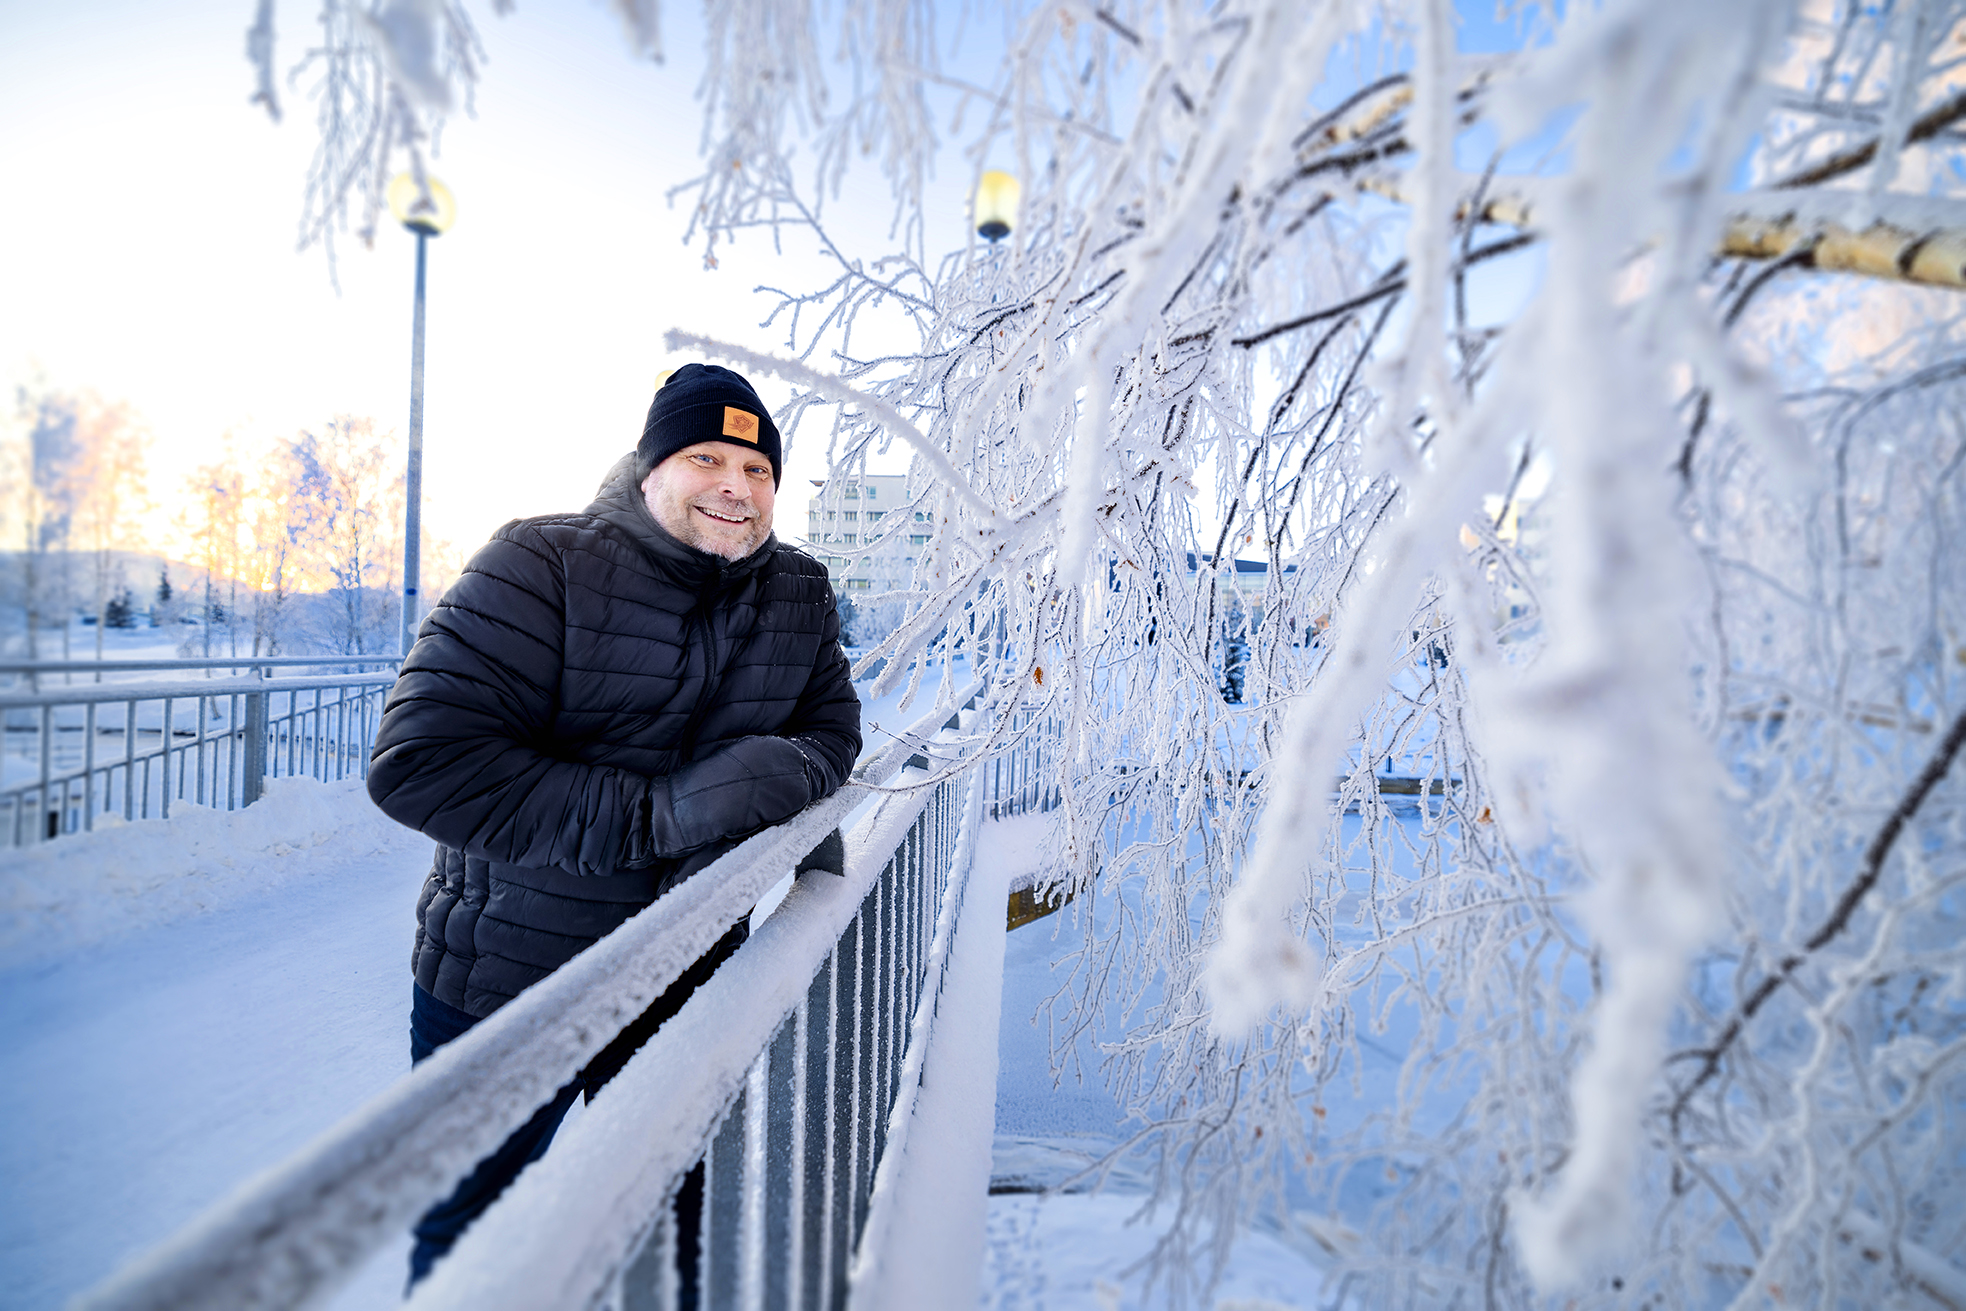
[409,757,978,1309]
[76,685,985,1311]
[0,656,400,674]
[0,670,395,710]
[3,661,398,845]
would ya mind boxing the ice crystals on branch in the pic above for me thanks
[266,0,1966,1304]
[252,0,484,272]
[355,0,456,112]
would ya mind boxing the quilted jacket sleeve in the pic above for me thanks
[368,524,655,876]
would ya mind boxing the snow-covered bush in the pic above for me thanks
[270,1,1966,1304]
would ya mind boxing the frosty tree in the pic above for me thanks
[261,0,1966,1305]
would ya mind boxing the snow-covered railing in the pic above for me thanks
[0,657,398,847]
[78,688,1001,1311]
[982,707,1061,819]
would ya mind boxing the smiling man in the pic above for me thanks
[367,363,860,1289]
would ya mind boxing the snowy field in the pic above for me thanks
[0,663,1326,1310]
[0,778,431,1309]
[983,818,1329,1311]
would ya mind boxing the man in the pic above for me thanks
[367,363,860,1286]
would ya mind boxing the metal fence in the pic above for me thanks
[985,707,1062,819]
[0,657,399,847]
[606,773,967,1311]
[78,691,996,1311]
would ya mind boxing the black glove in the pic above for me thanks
[796,827,846,878]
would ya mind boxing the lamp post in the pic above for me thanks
[973,170,1021,243]
[971,171,1019,680]
[387,172,457,656]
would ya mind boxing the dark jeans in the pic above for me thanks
[407,918,750,1295]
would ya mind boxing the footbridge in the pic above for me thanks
[5,659,1053,1310]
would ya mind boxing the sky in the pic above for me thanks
[1,0,1553,569]
[0,0,951,560]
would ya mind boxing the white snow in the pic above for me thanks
[980,815,1331,1308]
[984,810,1056,896]
[1,776,424,969]
[982,1194,1324,1311]
[0,778,427,1310]
[852,769,1003,1311]
[6,673,1322,1310]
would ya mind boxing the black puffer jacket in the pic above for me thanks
[369,456,861,1017]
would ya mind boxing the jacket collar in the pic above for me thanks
[587,452,777,589]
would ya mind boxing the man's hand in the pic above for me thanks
[639,735,816,859]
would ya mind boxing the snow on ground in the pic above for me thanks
[2,659,1324,1311]
[0,778,429,1309]
[984,1194,1323,1311]
[987,815,1132,1160]
[1,776,421,968]
[975,814,1328,1310]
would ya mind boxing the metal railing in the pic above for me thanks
[985,707,1062,819]
[0,657,399,847]
[78,691,1003,1311]
[593,769,971,1311]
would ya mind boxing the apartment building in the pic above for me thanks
[802,473,927,598]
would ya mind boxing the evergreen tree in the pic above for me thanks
[103,587,137,629]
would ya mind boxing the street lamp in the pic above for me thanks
[973,170,1020,243]
[387,172,456,656]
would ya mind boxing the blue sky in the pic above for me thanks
[1,0,953,555]
[2,0,1551,559]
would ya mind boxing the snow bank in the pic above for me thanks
[850,768,1001,1311]
[0,777,426,968]
[984,810,1058,895]
[981,1193,1325,1310]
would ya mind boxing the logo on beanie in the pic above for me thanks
[722,407,759,443]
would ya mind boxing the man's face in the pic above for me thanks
[642,441,777,560]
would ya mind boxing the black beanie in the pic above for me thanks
[635,363,783,486]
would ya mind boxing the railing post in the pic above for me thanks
[242,691,269,806]
[40,702,55,840]
[84,701,97,832]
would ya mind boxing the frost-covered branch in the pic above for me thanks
[1670,703,1966,1118]
[252,1,1966,1304]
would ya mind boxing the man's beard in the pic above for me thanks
[645,473,771,560]
[679,496,769,559]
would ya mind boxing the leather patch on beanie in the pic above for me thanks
[722,407,759,443]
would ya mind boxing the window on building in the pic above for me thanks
[865,510,883,522]
[845,485,860,499]
[910,534,929,545]
[866,485,878,500]
[845,578,871,590]
[843,535,856,545]
[913,511,927,522]
[843,511,857,522]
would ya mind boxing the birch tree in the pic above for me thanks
[289,416,403,656]
[65,399,149,663]
[263,1,1966,1304]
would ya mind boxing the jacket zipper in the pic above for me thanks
[676,567,726,763]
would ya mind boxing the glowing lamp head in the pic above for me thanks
[387,173,457,236]
[974,170,1020,243]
